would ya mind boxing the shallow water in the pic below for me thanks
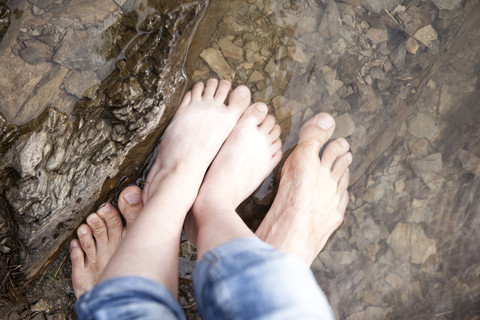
[183,0,480,319]
[1,0,480,319]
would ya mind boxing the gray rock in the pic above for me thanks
[53,28,107,70]
[360,0,399,14]
[407,113,438,139]
[333,113,355,138]
[432,0,462,10]
[63,70,100,98]
[411,153,443,173]
[457,149,480,174]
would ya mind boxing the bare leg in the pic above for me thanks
[70,185,143,298]
[256,112,352,266]
[185,102,282,259]
[99,79,251,296]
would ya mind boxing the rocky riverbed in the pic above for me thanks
[1,0,480,319]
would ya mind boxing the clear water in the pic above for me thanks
[1,0,479,318]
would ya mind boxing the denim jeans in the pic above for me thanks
[76,238,334,320]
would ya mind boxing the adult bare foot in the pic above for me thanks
[70,185,143,298]
[255,113,352,266]
[186,102,283,258]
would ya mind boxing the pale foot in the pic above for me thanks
[70,185,143,298]
[255,113,352,266]
[142,79,251,212]
[186,102,283,258]
[99,79,252,295]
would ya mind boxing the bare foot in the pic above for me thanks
[255,113,352,266]
[185,102,283,258]
[70,185,143,298]
[99,79,252,295]
[142,79,251,212]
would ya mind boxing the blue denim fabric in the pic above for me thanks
[194,237,334,320]
[76,238,334,320]
[75,276,185,320]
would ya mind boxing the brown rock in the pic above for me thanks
[366,27,388,44]
[414,24,438,48]
[405,37,419,54]
[200,48,235,81]
[218,37,243,61]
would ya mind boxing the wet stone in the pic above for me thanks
[407,113,438,140]
[200,48,235,81]
[414,24,438,48]
[360,0,399,14]
[63,70,101,98]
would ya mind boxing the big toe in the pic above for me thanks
[298,113,336,153]
[118,185,143,226]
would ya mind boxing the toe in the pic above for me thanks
[227,85,251,114]
[86,213,109,247]
[70,239,89,298]
[331,152,352,181]
[118,185,143,226]
[77,224,96,262]
[259,114,276,134]
[240,102,268,126]
[203,78,219,98]
[214,79,232,102]
[338,190,349,215]
[337,169,350,194]
[321,138,350,169]
[271,138,282,154]
[298,113,336,154]
[178,91,192,109]
[191,81,205,101]
[96,203,123,244]
[70,239,85,268]
[269,124,281,142]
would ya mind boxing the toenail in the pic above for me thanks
[88,215,99,224]
[71,241,78,248]
[346,153,353,162]
[80,228,88,235]
[340,138,349,148]
[123,191,141,204]
[316,115,334,129]
[100,203,112,213]
[255,103,268,112]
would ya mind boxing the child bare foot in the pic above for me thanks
[185,102,283,258]
[70,185,143,298]
[142,79,251,212]
[255,113,351,266]
[99,79,251,295]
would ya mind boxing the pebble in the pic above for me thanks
[360,0,399,14]
[218,37,244,61]
[432,0,462,10]
[333,113,355,138]
[414,25,438,48]
[405,37,419,55]
[407,113,438,140]
[366,27,388,44]
[200,48,235,81]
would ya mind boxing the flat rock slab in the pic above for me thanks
[0,0,208,285]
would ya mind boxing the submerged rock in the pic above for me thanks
[0,0,208,284]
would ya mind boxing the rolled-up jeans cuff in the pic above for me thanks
[194,237,334,319]
[75,276,185,320]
